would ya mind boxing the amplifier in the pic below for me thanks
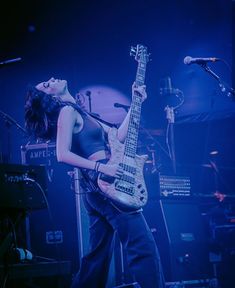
[21,142,57,165]
[159,174,191,198]
[0,163,48,210]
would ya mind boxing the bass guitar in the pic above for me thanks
[98,44,150,209]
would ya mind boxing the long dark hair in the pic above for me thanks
[25,86,62,140]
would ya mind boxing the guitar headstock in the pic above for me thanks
[130,44,150,64]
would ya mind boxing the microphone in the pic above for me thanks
[184,56,219,65]
[0,57,22,67]
[85,90,91,97]
[114,103,130,111]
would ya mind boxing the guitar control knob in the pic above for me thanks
[137,184,142,189]
[140,189,145,194]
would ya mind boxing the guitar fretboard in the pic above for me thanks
[124,60,146,158]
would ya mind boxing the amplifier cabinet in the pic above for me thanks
[143,199,213,282]
[0,163,48,210]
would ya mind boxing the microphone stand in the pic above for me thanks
[165,106,176,174]
[200,63,235,98]
[121,106,129,113]
[0,57,22,68]
[0,110,28,163]
[0,110,27,136]
[85,91,92,113]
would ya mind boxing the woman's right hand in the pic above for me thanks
[99,163,124,178]
[132,82,147,102]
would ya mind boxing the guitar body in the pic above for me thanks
[97,127,148,209]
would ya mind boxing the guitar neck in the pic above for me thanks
[135,60,146,86]
[124,61,146,158]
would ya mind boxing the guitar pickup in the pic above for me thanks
[99,173,115,184]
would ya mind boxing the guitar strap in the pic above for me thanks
[59,101,117,128]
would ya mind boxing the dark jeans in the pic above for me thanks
[71,171,164,288]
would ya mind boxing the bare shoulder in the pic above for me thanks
[60,105,77,114]
[58,105,81,126]
[59,105,81,118]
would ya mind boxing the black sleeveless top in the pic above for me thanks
[71,113,108,158]
[59,102,109,158]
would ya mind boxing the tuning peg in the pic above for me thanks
[131,46,137,52]
[130,46,137,57]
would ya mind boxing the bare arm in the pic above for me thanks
[117,109,131,143]
[56,106,96,170]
